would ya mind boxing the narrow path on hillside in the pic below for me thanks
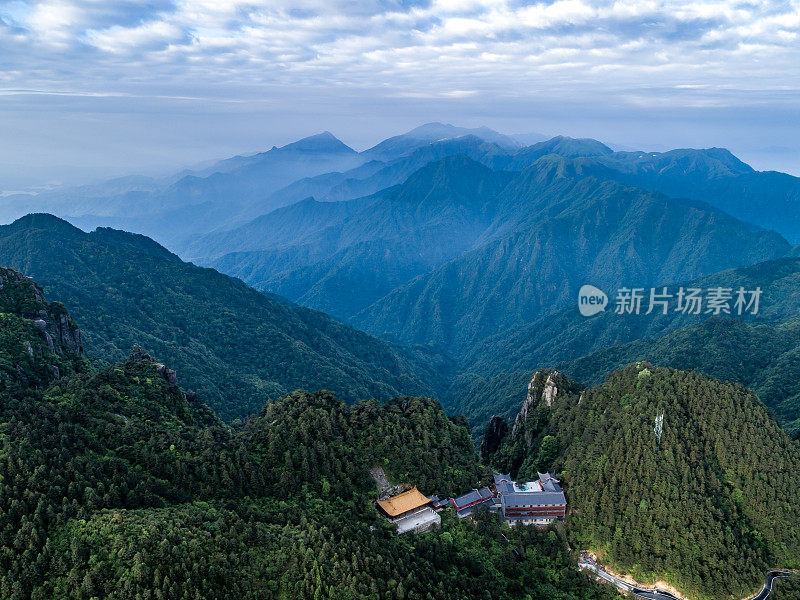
[578,554,793,600]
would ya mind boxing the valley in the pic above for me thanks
[1,123,799,600]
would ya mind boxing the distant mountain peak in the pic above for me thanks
[6,213,84,236]
[408,153,493,183]
[406,122,458,136]
[540,135,614,156]
[279,131,356,154]
[363,123,521,162]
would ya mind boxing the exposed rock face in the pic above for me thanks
[0,267,84,388]
[156,363,178,386]
[480,415,509,461]
[128,346,178,386]
[541,371,560,408]
[0,268,83,356]
[513,369,549,436]
[510,369,581,446]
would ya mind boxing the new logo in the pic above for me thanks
[578,284,608,317]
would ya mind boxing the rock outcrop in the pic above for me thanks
[513,369,550,436]
[511,369,584,445]
[0,268,82,355]
[128,345,178,386]
[480,415,509,461]
[0,267,84,388]
[541,371,560,408]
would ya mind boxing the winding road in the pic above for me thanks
[750,570,793,600]
[578,555,793,600]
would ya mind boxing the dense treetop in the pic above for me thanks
[0,214,446,421]
[0,270,616,600]
[488,365,800,600]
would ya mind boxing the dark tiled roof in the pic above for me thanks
[501,491,566,509]
[452,487,493,509]
[538,472,562,492]
[456,497,494,518]
[493,473,515,494]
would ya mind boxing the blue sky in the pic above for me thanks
[1,0,799,188]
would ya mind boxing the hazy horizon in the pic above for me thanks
[2,0,799,190]
[2,117,798,193]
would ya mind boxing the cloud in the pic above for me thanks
[85,20,187,54]
[0,0,795,99]
[1,0,799,183]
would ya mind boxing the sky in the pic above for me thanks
[1,0,799,189]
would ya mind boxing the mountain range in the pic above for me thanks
[2,122,800,599]
[0,213,446,420]
[0,263,625,600]
[2,263,797,600]
[2,124,799,440]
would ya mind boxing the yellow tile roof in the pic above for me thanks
[376,487,431,517]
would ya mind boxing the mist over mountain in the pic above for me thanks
[0,213,447,420]
[360,122,523,163]
[2,120,800,600]
[6,125,797,425]
[352,156,790,354]
[453,257,800,437]
[0,124,519,249]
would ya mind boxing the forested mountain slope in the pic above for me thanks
[354,156,790,356]
[0,214,446,420]
[488,366,800,600]
[208,155,515,320]
[530,148,800,243]
[0,272,617,600]
[454,257,800,437]
[0,267,86,390]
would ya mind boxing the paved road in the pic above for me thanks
[579,561,679,600]
[579,558,792,600]
[751,571,792,600]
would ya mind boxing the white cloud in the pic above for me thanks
[1,0,799,164]
[85,20,184,54]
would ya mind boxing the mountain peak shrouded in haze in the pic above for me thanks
[405,122,521,148]
[278,131,357,154]
[504,135,614,170]
[7,126,799,249]
[392,153,501,208]
[362,122,521,162]
[6,212,85,236]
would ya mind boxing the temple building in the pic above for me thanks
[376,486,441,534]
[493,472,567,525]
[451,487,494,518]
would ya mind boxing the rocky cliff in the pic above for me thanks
[0,267,85,387]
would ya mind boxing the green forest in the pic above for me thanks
[0,214,447,421]
[0,266,616,600]
[488,367,800,600]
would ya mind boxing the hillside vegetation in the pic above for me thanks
[456,257,800,438]
[0,214,445,420]
[489,366,800,600]
[0,269,616,600]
